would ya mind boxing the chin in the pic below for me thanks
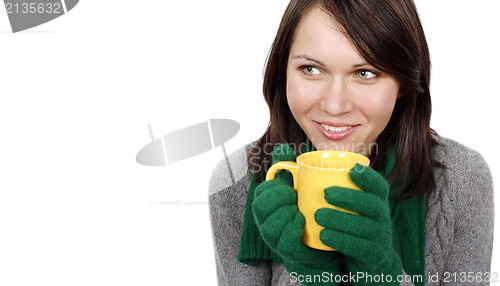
[311,140,352,152]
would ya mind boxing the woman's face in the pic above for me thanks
[286,7,400,154]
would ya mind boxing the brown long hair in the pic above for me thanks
[249,0,441,199]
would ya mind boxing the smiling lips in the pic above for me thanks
[314,121,359,140]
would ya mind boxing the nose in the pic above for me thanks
[319,77,353,116]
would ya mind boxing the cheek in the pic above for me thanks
[286,79,312,117]
[286,77,325,114]
[356,85,399,124]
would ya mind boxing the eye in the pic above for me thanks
[301,65,322,76]
[355,70,378,80]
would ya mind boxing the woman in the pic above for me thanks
[209,0,494,285]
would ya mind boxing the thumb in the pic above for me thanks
[272,144,297,163]
[349,163,389,201]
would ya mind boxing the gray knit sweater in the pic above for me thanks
[209,136,494,285]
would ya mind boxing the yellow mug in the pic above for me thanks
[266,150,370,251]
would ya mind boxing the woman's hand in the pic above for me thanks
[315,164,403,281]
[252,144,340,268]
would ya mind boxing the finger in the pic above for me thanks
[350,164,389,200]
[320,228,383,260]
[315,208,385,240]
[259,205,298,247]
[272,144,297,163]
[276,170,294,187]
[278,212,336,265]
[324,187,388,220]
[253,185,297,224]
[255,178,290,198]
[277,212,305,257]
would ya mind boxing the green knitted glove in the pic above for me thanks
[270,144,297,186]
[315,164,402,285]
[252,144,342,273]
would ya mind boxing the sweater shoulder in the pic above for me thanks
[432,136,491,180]
[429,135,493,218]
[209,143,255,196]
[433,136,484,163]
[425,136,494,277]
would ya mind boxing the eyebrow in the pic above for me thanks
[290,54,327,68]
[352,62,372,68]
[290,54,372,69]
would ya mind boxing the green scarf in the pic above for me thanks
[237,143,425,285]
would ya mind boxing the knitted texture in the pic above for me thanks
[315,164,403,285]
[237,176,283,265]
[212,137,493,286]
[238,142,315,264]
[238,143,426,286]
[238,143,310,265]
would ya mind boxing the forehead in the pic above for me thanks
[298,6,343,35]
[290,7,364,64]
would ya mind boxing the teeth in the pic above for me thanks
[321,124,352,132]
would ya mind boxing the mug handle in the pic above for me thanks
[265,162,299,190]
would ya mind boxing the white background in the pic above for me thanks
[0,0,498,285]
